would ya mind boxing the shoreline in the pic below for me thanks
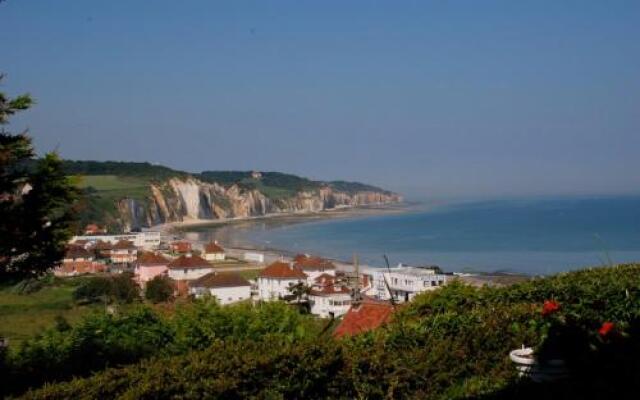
[153,202,411,234]
[162,203,531,287]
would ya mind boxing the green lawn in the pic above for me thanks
[0,277,100,346]
[78,175,151,200]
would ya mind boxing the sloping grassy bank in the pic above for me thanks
[9,264,640,399]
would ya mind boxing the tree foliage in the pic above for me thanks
[73,273,140,304]
[144,275,173,303]
[11,264,640,399]
[0,76,79,281]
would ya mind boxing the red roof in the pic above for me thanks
[113,240,136,250]
[171,241,192,253]
[314,273,336,285]
[294,255,335,271]
[191,272,250,288]
[259,261,307,279]
[168,254,211,269]
[204,242,225,254]
[333,301,394,338]
[137,252,170,266]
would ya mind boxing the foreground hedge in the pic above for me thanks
[2,300,321,397]
[14,264,640,399]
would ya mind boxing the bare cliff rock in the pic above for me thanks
[116,177,401,230]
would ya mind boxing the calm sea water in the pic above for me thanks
[187,197,640,275]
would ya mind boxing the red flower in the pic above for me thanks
[541,300,560,316]
[599,322,615,337]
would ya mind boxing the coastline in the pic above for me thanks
[154,202,411,234]
[162,202,531,287]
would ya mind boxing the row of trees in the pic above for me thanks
[1,76,79,282]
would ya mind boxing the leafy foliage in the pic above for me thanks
[0,78,79,281]
[144,275,173,303]
[14,264,640,399]
[2,299,320,397]
[73,273,140,305]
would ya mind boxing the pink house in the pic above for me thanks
[135,252,170,287]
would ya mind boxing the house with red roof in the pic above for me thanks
[110,240,138,264]
[293,254,336,283]
[308,274,352,318]
[257,261,307,301]
[333,299,394,338]
[167,253,214,281]
[135,251,170,287]
[189,272,251,304]
[202,241,226,262]
[53,261,106,277]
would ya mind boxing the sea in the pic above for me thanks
[184,196,640,276]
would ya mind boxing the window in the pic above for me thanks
[431,281,436,286]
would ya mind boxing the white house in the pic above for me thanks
[203,241,226,262]
[110,240,137,264]
[366,264,449,303]
[189,272,251,304]
[257,261,307,301]
[167,254,215,281]
[308,274,352,318]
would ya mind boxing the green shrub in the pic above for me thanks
[144,275,173,303]
[72,273,139,304]
[11,264,640,399]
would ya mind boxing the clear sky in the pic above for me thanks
[1,1,638,199]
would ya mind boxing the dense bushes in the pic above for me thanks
[2,300,320,397]
[10,264,640,399]
[144,275,174,303]
[73,273,139,304]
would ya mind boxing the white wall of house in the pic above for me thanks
[203,252,225,262]
[168,267,215,281]
[367,268,449,303]
[110,249,137,264]
[309,294,351,318]
[190,285,251,305]
[257,277,304,301]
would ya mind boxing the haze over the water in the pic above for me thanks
[1,1,638,199]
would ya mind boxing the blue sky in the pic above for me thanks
[1,1,638,199]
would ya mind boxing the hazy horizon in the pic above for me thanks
[2,1,638,199]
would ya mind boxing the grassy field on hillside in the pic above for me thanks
[78,175,150,199]
[0,277,101,346]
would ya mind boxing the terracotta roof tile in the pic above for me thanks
[113,240,136,250]
[259,261,307,279]
[137,252,170,266]
[333,302,394,338]
[191,272,250,288]
[204,242,225,253]
[294,255,335,271]
[168,254,211,269]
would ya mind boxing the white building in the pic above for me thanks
[71,231,161,250]
[110,240,137,264]
[257,261,307,301]
[167,254,215,281]
[308,274,352,318]
[189,272,251,305]
[202,241,226,262]
[366,264,449,303]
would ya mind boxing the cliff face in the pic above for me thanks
[116,177,402,230]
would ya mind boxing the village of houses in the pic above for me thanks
[57,224,452,336]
